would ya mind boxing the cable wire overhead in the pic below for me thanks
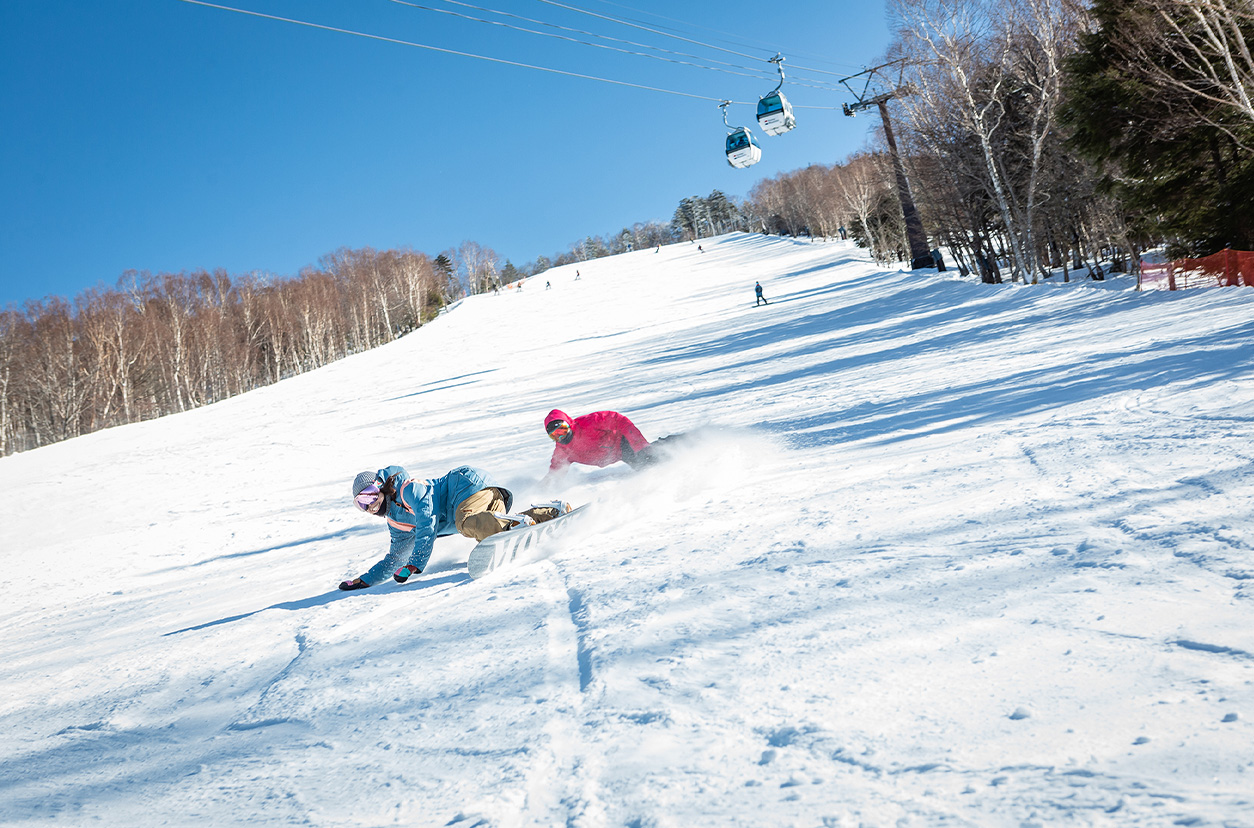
[174,0,849,108]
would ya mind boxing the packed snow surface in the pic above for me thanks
[2,234,1252,827]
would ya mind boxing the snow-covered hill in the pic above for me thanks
[2,234,1251,827]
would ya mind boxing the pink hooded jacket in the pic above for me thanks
[545,409,649,472]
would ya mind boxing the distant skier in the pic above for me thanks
[755,281,769,306]
[340,465,569,590]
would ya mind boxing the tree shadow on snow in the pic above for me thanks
[381,370,494,403]
[162,571,467,636]
[147,524,377,576]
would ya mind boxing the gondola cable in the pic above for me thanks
[173,0,849,109]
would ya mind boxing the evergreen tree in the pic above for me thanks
[432,253,458,301]
[671,198,697,240]
[613,229,634,254]
[583,235,609,260]
[1062,0,1254,254]
[707,190,741,234]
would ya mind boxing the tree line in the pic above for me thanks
[0,248,451,455]
[0,218,694,456]
[4,0,1249,454]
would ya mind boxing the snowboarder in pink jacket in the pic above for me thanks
[543,408,651,478]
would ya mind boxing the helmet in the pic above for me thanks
[546,418,573,444]
[545,409,575,444]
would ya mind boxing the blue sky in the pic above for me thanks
[0,0,892,307]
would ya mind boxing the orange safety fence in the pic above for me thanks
[1139,249,1254,290]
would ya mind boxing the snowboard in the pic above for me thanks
[466,504,592,580]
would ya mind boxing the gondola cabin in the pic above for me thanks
[725,127,762,168]
[756,91,796,136]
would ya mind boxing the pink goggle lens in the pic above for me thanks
[354,484,382,511]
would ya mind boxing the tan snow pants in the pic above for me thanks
[455,487,561,542]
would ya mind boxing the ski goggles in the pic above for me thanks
[354,483,382,512]
[546,420,572,441]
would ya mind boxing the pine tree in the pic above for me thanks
[583,235,609,260]
[1062,0,1254,253]
[671,197,698,240]
[707,190,742,234]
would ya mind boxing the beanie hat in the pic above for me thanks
[352,470,379,497]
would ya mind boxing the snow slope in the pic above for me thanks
[1,234,1252,827]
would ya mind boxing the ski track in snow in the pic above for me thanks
[2,234,1253,827]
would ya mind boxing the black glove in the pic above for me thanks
[339,578,369,591]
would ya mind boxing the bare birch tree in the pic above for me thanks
[0,309,21,454]
[1007,0,1088,281]
[892,0,1036,279]
[1117,0,1254,144]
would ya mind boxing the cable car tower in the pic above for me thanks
[841,61,934,270]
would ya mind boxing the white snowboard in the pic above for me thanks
[466,504,592,580]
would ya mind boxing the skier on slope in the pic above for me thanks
[339,465,569,591]
[542,408,661,481]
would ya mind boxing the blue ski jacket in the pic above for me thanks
[359,464,511,585]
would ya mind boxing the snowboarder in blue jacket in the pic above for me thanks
[340,464,568,590]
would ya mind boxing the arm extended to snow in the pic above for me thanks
[359,481,438,585]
